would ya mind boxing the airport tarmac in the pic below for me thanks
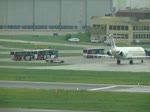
[0,38,149,72]
[0,56,150,72]
[0,81,150,93]
[29,56,150,72]
[0,108,96,112]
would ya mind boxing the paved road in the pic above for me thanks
[29,57,150,72]
[0,56,150,72]
[1,81,150,93]
[0,108,96,112]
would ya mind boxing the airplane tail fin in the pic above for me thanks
[109,34,116,49]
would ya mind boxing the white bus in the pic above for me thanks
[83,48,105,58]
[10,49,58,61]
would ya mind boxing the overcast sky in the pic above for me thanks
[126,0,149,8]
[114,0,150,9]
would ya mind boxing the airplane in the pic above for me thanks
[107,34,150,64]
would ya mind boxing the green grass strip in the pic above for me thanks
[0,33,90,43]
[0,41,82,50]
[0,88,150,112]
[0,54,10,58]
[0,69,150,85]
[59,53,81,57]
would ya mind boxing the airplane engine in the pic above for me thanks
[118,50,128,57]
[107,50,112,56]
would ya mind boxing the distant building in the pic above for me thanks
[116,10,150,19]
[113,0,150,12]
[0,0,113,30]
[91,16,150,44]
[113,0,126,12]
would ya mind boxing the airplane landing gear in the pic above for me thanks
[141,59,144,63]
[117,60,121,64]
[129,60,133,64]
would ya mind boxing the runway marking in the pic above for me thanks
[88,86,117,91]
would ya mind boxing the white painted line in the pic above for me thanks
[88,86,117,91]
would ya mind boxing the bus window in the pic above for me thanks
[83,48,105,58]
[10,49,59,61]
[83,50,87,53]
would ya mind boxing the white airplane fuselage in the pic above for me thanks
[107,34,150,64]
[111,47,146,60]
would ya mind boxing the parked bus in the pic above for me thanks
[83,48,105,58]
[10,49,58,61]
[34,49,58,60]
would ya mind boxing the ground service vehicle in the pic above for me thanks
[10,49,58,61]
[68,38,80,42]
[83,48,105,58]
[34,49,58,60]
[45,58,64,63]
[91,39,100,43]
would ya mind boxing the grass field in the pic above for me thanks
[0,88,150,112]
[0,48,12,52]
[0,54,9,58]
[0,34,94,45]
[0,68,150,85]
[0,34,150,48]
[59,53,81,57]
[0,41,83,50]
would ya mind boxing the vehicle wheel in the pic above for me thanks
[117,60,121,64]
[18,57,22,61]
[141,59,143,63]
[129,60,133,64]
[14,57,18,61]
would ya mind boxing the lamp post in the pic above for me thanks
[85,0,87,29]
[59,0,62,31]
[33,0,35,31]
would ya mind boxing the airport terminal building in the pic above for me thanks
[91,10,150,44]
[0,0,112,30]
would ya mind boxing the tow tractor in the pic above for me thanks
[45,58,64,63]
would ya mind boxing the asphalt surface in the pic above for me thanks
[1,81,150,93]
[0,56,150,72]
[29,56,150,72]
[0,108,96,112]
